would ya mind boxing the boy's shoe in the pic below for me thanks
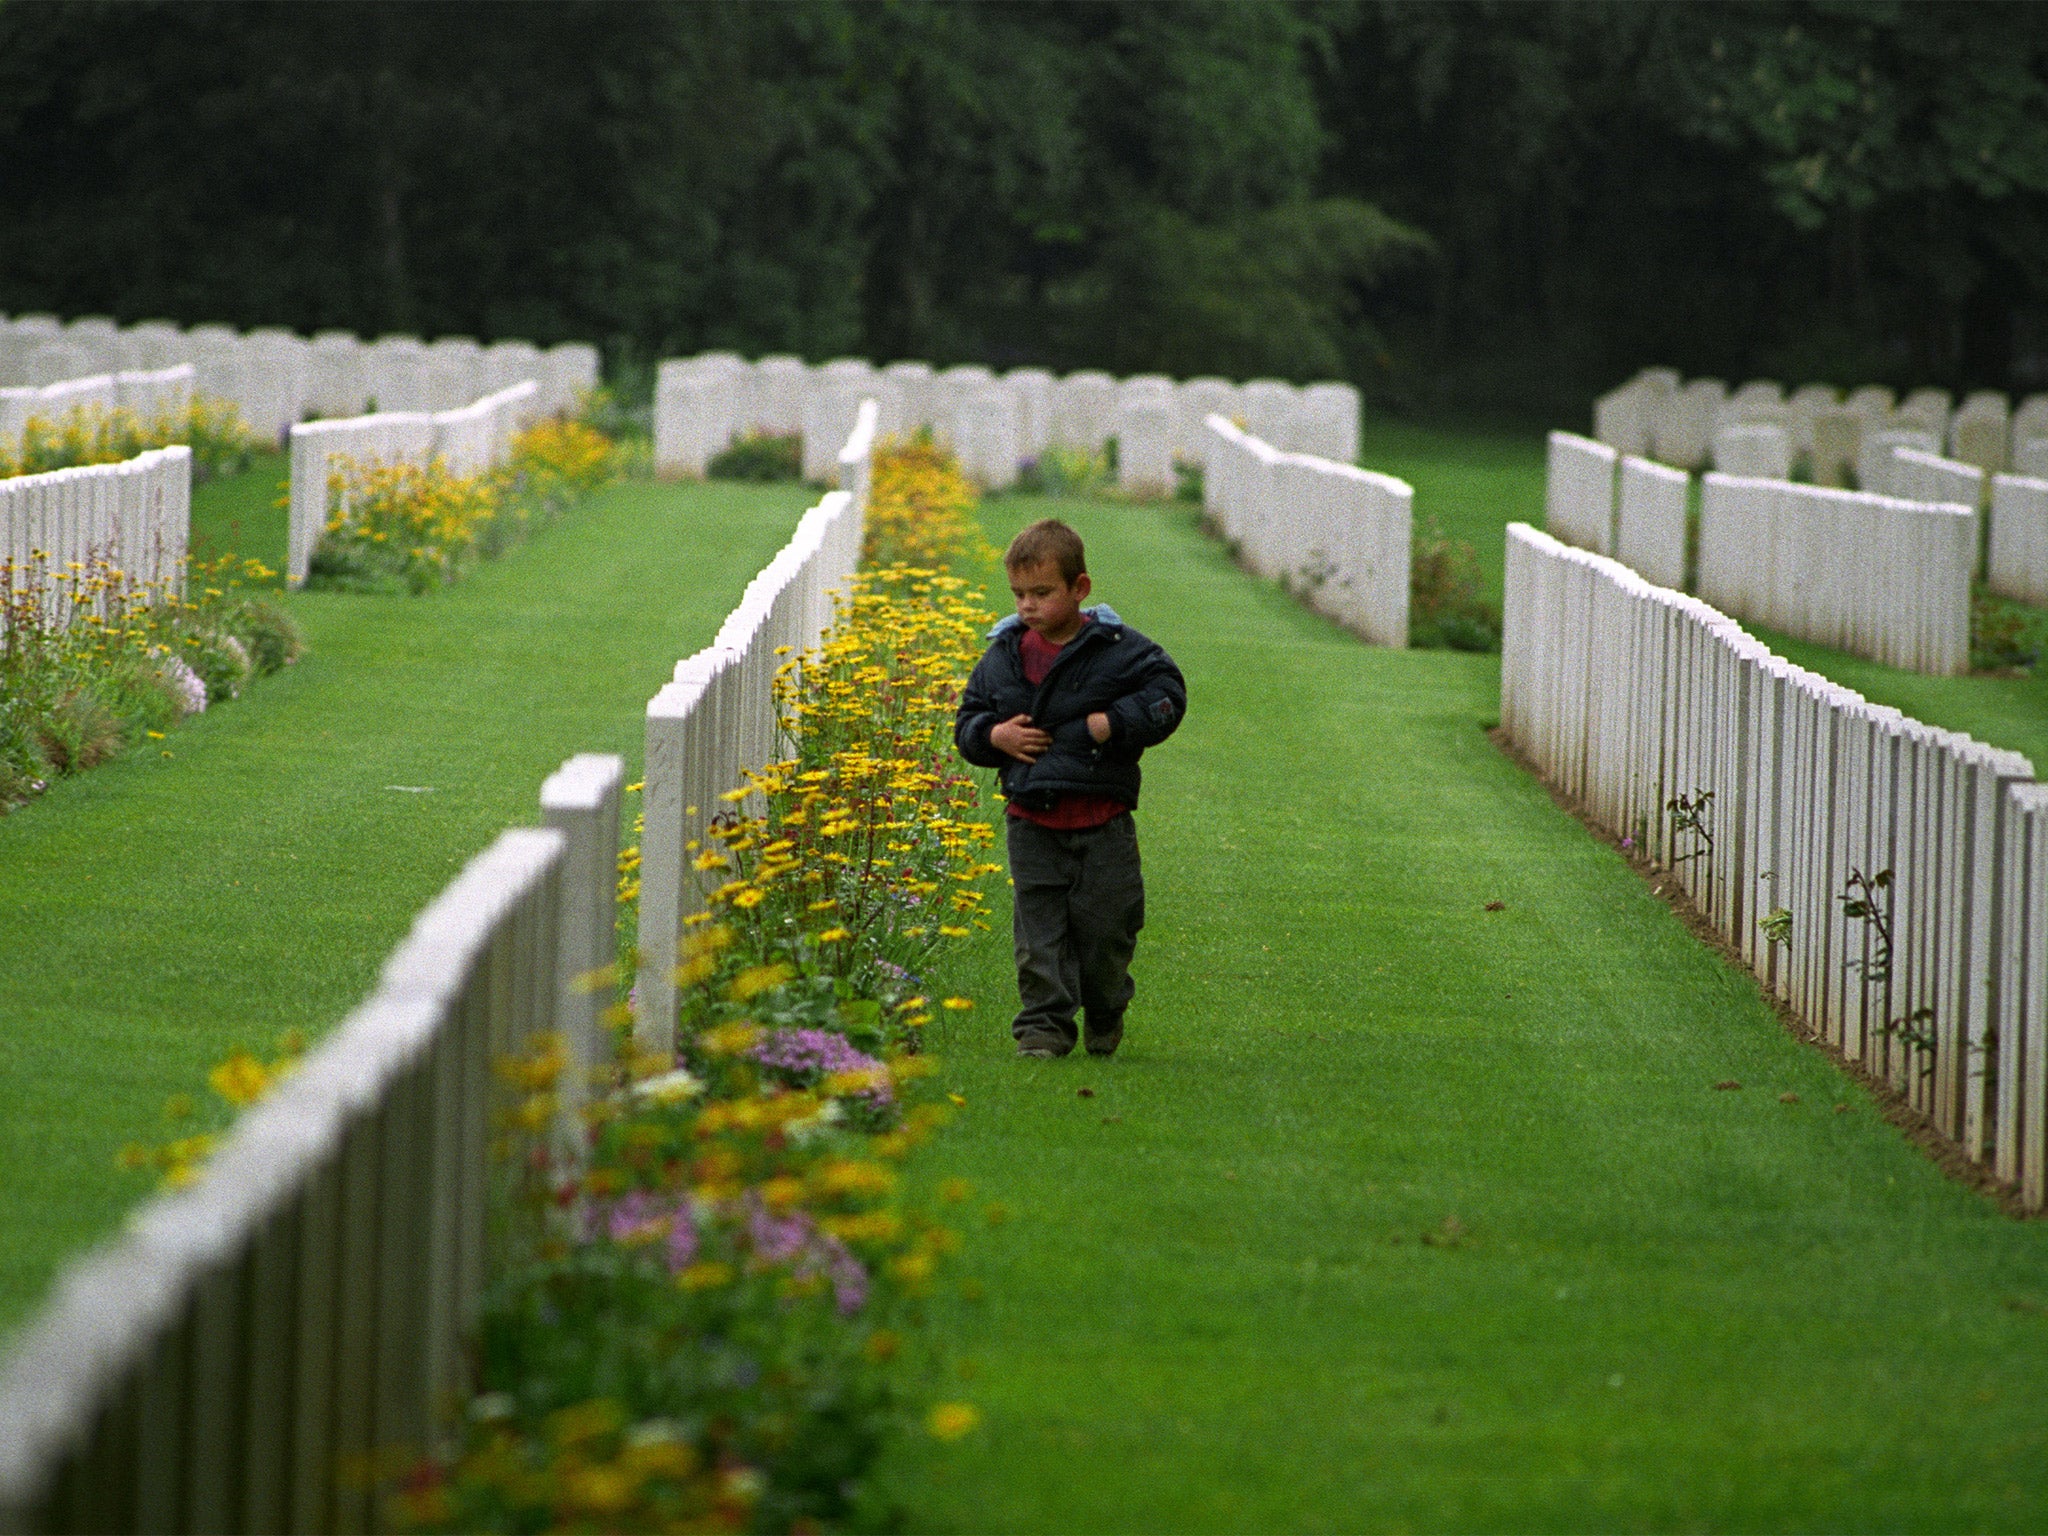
[1083,1011,1124,1058]
[1015,1030,1073,1059]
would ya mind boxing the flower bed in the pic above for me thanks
[1,548,302,811]
[397,444,996,1533]
[2,396,259,483]
[307,418,620,593]
[116,438,998,1531]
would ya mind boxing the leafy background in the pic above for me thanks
[3,1,2046,417]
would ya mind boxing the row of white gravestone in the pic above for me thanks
[0,750,634,1534]
[1696,474,1975,677]
[1546,431,1690,591]
[651,352,1363,488]
[637,400,879,1046]
[1500,521,2048,1200]
[282,380,542,587]
[0,447,192,628]
[0,312,599,446]
[0,366,193,454]
[1202,415,1411,648]
[1886,446,2048,606]
[1546,430,1984,677]
[1596,369,2048,488]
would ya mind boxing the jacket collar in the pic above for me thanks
[987,603,1124,642]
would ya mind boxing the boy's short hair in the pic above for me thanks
[1004,519,1087,584]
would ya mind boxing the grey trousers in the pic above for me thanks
[1006,812,1145,1053]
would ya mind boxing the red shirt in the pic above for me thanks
[1008,621,1128,830]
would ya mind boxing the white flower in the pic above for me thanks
[159,655,207,714]
[786,1096,846,1145]
[629,1067,704,1104]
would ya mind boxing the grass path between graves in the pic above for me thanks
[0,466,814,1336]
[878,492,2048,1533]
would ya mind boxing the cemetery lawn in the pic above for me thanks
[877,492,2048,1533]
[190,447,289,576]
[1355,414,1546,606]
[0,466,815,1337]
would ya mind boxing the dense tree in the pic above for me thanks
[1,1,2043,415]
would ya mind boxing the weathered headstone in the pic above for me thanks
[1297,382,1361,464]
[1175,378,1236,468]
[1988,474,2048,605]
[1713,422,1792,479]
[1857,427,1938,494]
[1114,394,1175,498]
[1050,371,1115,452]
[1652,379,1724,471]
[1616,454,1688,590]
[1949,400,2010,477]
[1001,368,1054,457]
[953,386,1020,491]
[1239,378,1298,448]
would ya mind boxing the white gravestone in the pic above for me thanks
[1616,454,1688,591]
[1114,395,1175,498]
[1713,422,1792,479]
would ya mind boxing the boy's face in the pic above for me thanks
[1008,559,1091,641]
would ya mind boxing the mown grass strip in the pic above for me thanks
[876,492,2048,1532]
[0,468,814,1334]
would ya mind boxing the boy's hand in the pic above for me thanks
[990,714,1051,761]
[1087,711,1111,743]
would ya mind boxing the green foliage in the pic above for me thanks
[1091,199,1432,380]
[1407,519,1499,651]
[708,431,803,483]
[1016,447,1109,500]
[1972,588,2044,673]
[223,595,305,676]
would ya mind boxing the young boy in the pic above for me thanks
[954,519,1187,1059]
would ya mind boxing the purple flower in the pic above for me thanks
[750,1028,893,1108]
[600,1189,699,1273]
[743,1194,870,1315]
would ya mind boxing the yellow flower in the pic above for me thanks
[942,996,973,1011]
[727,962,793,1001]
[816,927,850,943]
[926,1402,981,1441]
[207,1052,270,1108]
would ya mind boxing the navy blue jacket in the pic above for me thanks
[954,605,1187,811]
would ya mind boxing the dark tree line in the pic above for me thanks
[3,0,2045,417]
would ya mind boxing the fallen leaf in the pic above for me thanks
[1779,1091,1800,1104]
[1101,1115,1122,1125]
[1833,1103,1850,1114]
[1714,1080,1742,1091]
[1222,1170,1238,1181]
[1484,900,1506,912]
[1076,1087,1095,1099]
[1420,1215,1467,1248]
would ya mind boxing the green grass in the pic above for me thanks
[189,448,289,576]
[0,467,815,1334]
[874,493,2048,1532]
[1356,414,1546,606]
